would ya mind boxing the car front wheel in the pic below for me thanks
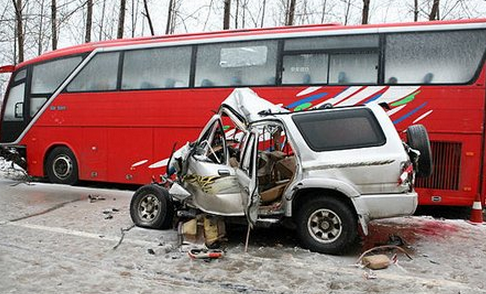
[295,197,358,255]
[130,185,174,229]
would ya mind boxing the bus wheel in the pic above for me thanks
[46,146,79,185]
[406,124,433,178]
[295,197,358,255]
[130,185,174,229]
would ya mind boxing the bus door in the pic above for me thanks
[1,67,28,143]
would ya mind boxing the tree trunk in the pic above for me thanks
[429,0,440,20]
[130,0,135,37]
[117,0,127,39]
[223,0,231,29]
[85,0,93,43]
[143,0,154,35]
[414,0,419,21]
[286,0,296,26]
[51,0,57,50]
[260,0,266,27]
[343,0,351,25]
[362,0,370,24]
[320,0,328,23]
[165,0,175,34]
[12,0,24,63]
[241,0,247,27]
[38,0,45,55]
[234,0,239,28]
[99,0,106,40]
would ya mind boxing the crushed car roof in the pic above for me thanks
[220,88,289,125]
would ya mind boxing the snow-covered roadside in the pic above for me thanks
[0,156,27,181]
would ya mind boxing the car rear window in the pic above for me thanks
[292,108,386,151]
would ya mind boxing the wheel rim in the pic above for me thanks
[138,194,161,222]
[307,208,343,244]
[53,155,73,180]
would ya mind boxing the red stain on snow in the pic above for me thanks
[362,219,460,251]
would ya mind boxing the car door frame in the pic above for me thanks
[236,128,260,226]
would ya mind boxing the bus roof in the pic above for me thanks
[15,18,486,70]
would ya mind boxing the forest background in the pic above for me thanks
[0,0,485,88]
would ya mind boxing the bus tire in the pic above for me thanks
[130,185,174,229]
[295,196,358,255]
[406,124,433,178]
[45,146,79,185]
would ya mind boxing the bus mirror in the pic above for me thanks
[14,102,23,118]
[0,65,15,73]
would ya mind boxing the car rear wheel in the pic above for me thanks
[406,124,433,178]
[295,197,358,255]
[45,146,79,185]
[130,185,174,229]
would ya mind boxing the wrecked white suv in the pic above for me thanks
[130,88,431,255]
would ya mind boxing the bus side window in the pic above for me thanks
[283,35,379,85]
[122,46,191,90]
[329,53,378,85]
[385,30,486,84]
[31,56,83,94]
[67,52,119,92]
[195,41,278,87]
[282,54,328,85]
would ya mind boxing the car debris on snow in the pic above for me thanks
[88,194,105,203]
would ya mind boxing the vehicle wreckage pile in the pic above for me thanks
[130,88,432,255]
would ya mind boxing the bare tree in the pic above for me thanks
[142,0,154,35]
[320,0,328,23]
[241,0,249,27]
[117,0,127,39]
[85,0,93,43]
[362,0,370,24]
[234,0,239,28]
[130,0,140,37]
[223,0,231,29]
[12,0,24,63]
[343,0,352,25]
[37,0,46,55]
[285,0,296,25]
[51,0,57,50]
[429,0,440,20]
[260,0,267,27]
[414,0,419,21]
[165,0,176,34]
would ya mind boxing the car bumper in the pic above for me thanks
[354,191,418,221]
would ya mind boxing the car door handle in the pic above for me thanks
[218,169,230,176]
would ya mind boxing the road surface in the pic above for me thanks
[0,178,486,293]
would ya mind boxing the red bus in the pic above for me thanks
[1,19,485,207]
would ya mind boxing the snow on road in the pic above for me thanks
[1,157,486,293]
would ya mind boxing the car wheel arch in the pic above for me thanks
[290,188,368,236]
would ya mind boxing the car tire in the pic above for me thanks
[295,197,358,255]
[406,124,433,178]
[130,185,174,229]
[45,146,79,185]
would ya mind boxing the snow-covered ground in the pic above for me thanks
[1,156,486,293]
